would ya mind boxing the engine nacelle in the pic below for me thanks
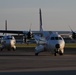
[35,45,44,54]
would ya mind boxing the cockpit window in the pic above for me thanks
[55,37,58,40]
[58,37,62,40]
[51,37,62,40]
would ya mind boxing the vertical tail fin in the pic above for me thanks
[39,8,50,40]
[5,20,7,31]
[39,8,43,31]
[3,20,7,35]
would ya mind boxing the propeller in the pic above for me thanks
[69,26,76,39]
[27,24,33,39]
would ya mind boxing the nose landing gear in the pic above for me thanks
[54,49,63,56]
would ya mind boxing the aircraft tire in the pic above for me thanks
[59,53,63,56]
[35,53,38,56]
[12,48,16,51]
[59,50,64,55]
[8,49,11,51]
[13,49,16,51]
[54,49,57,56]
[1,47,4,51]
[1,48,3,51]
[54,52,56,56]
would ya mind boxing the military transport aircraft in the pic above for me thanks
[0,8,65,56]
[1,35,16,51]
[0,20,16,51]
[34,8,65,56]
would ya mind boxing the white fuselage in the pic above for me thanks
[46,35,65,54]
[1,35,16,51]
[35,32,65,56]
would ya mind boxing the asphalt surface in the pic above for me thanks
[0,47,76,75]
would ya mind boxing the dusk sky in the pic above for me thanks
[0,0,76,31]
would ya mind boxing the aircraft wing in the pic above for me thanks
[0,30,28,34]
[0,30,42,34]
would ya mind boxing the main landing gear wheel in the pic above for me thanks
[35,53,38,56]
[1,47,4,51]
[59,52,63,56]
[12,48,16,51]
[1,48,3,51]
[54,49,57,56]
[54,52,56,56]
[8,49,11,51]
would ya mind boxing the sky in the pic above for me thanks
[0,0,76,31]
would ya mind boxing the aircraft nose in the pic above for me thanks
[55,44,60,48]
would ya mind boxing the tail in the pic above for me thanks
[39,8,43,31]
[39,8,50,40]
[3,20,7,35]
[5,20,7,31]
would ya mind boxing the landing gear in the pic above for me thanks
[1,47,16,51]
[59,52,63,55]
[1,46,4,51]
[8,48,11,51]
[1,48,3,51]
[54,52,56,56]
[12,47,16,51]
[54,49,58,56]
[35,53,38,56]
[13,48,16,51]
[54,49,64,56]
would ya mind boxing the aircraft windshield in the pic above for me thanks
[51,37,62,40]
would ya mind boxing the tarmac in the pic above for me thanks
[0,47,76,75]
